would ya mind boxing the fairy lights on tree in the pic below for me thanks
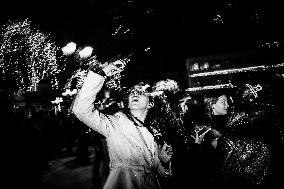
[0,19,59,94]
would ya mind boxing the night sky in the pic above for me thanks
[1,0,284,84]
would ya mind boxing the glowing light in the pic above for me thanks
[62,89,71,96]
[145,9,154,15]
[51,97,63,114]
[245,84,262,98]
[145,46,151,52]
[186,83,235,92]
[62,89,77,96]
[193,63,199,70]
[203,62,209,70]
[189,63,284,78]
[258,40,283,48]
[62,42,77,55]
[112,25,123,36]
[51,97,63,104]
[150,91,164,97]
[78,46,93,58]
[213,14,224,24]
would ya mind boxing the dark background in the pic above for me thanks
[1,0,284,85]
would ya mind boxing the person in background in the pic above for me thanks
[180,92,229,188]
[0,89,46,189]
[186,87,272,188]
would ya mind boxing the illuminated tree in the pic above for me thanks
[0,19,59,94]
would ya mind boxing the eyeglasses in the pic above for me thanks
[128,84,150,96]
[129,89,149,96]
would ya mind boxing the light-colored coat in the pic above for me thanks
[72,71,169,189]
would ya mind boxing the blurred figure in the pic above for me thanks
[181,92,230,188]
[0,90,46,189]
[184,84,281,188]
[91,131,110,189]
[73,116,92,165]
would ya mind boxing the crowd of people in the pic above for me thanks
[72,62,284,189]
[1,62,284,189]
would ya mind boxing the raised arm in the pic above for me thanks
[72,62,123,136]
[72,71,111,136]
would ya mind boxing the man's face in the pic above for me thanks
[212,95,229,115]
[128,85,150,110]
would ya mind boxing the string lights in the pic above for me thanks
[186,83,236,92]
[0,19,59,94]
[189,63,284,78]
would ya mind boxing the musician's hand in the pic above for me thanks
[102,63,122,77]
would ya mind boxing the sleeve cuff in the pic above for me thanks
[89,65,107,78]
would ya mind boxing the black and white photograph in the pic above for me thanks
[1,0,284,189]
